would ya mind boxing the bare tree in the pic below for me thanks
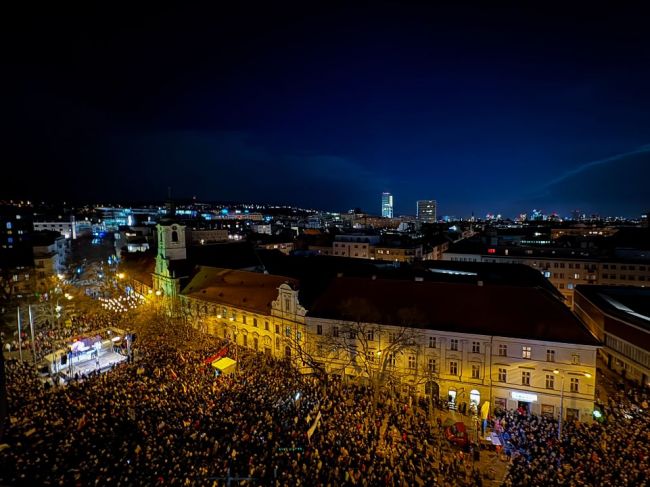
[309,298,425,410]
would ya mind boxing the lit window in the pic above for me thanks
[522,346,532,359]
[366,331,374,341]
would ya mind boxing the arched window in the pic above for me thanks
[171,231,179,242]
[285,345,291,358]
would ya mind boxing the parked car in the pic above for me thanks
[445,421,469,447]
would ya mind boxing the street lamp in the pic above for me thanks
[554,369,592,439]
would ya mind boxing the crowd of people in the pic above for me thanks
[2,324,488,487]
[2,311,117,362]
[501,385,650,486]
[2,307,649,486]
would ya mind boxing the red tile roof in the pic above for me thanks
[308,277,600,346]
[181,266,298,315]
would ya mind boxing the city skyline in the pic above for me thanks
[4,3,650,218]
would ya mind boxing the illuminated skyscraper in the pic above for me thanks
[381,192,393,218]
[416,200,437,223]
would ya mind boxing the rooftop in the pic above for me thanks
[309,277,600,346]
[181,266,298,315]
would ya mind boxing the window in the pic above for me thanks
[317,324,323,335]
[429,336,437,348]
[388,353,396,367]
[449,361,458,375]
[348,331,356,340]
[367,352,375,363]
[284,296,291,312]
[546,374,555,389]
[366,331,374,341]
[285,326,292,337]
[498,344,507,357]
[450,339,459,351]
[522,346,532,359]
[472,364,480,379]
[265,321,270,331]
[275,337,280,350]
[242,315,247,325]
[332,326,339,338]
[408,355,416,369]
[275,324,280,334]
[546,349,555,362]
[428,358,436,372]
[572,354,580,365]
[253,318,258,327]
[253,337,259,351]
[285,345,291,358]
[389,332,396,343]
[171,231,179,242]
[570,378,579,393]
[472,341,480,353]
[522,371,531,386]
[498,368,507,382]
[296,331,302,341]
[243,335,248,348]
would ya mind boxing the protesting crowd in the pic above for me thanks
[501,385,650,487]
[1,323,485,487]
[2,306,649,486]
[2,311,116,362]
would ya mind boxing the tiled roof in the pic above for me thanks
[308,277,600,346]
[181,266,298,315]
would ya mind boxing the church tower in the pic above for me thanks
[153,222,187,297]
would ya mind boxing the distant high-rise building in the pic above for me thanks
[417,200,437,223]
[381,192,393,218]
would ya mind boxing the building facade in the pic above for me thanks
[444,248,650,307]
[574,285,650,388]
[417,200,437,223]
[381,192,393,219]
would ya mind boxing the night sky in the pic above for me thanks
[4,2,650,218]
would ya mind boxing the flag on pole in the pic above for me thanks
[307,411,322,441]
[28,305,36,360]
[17,307,23,362]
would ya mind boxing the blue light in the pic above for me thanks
[221,208,229,215]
